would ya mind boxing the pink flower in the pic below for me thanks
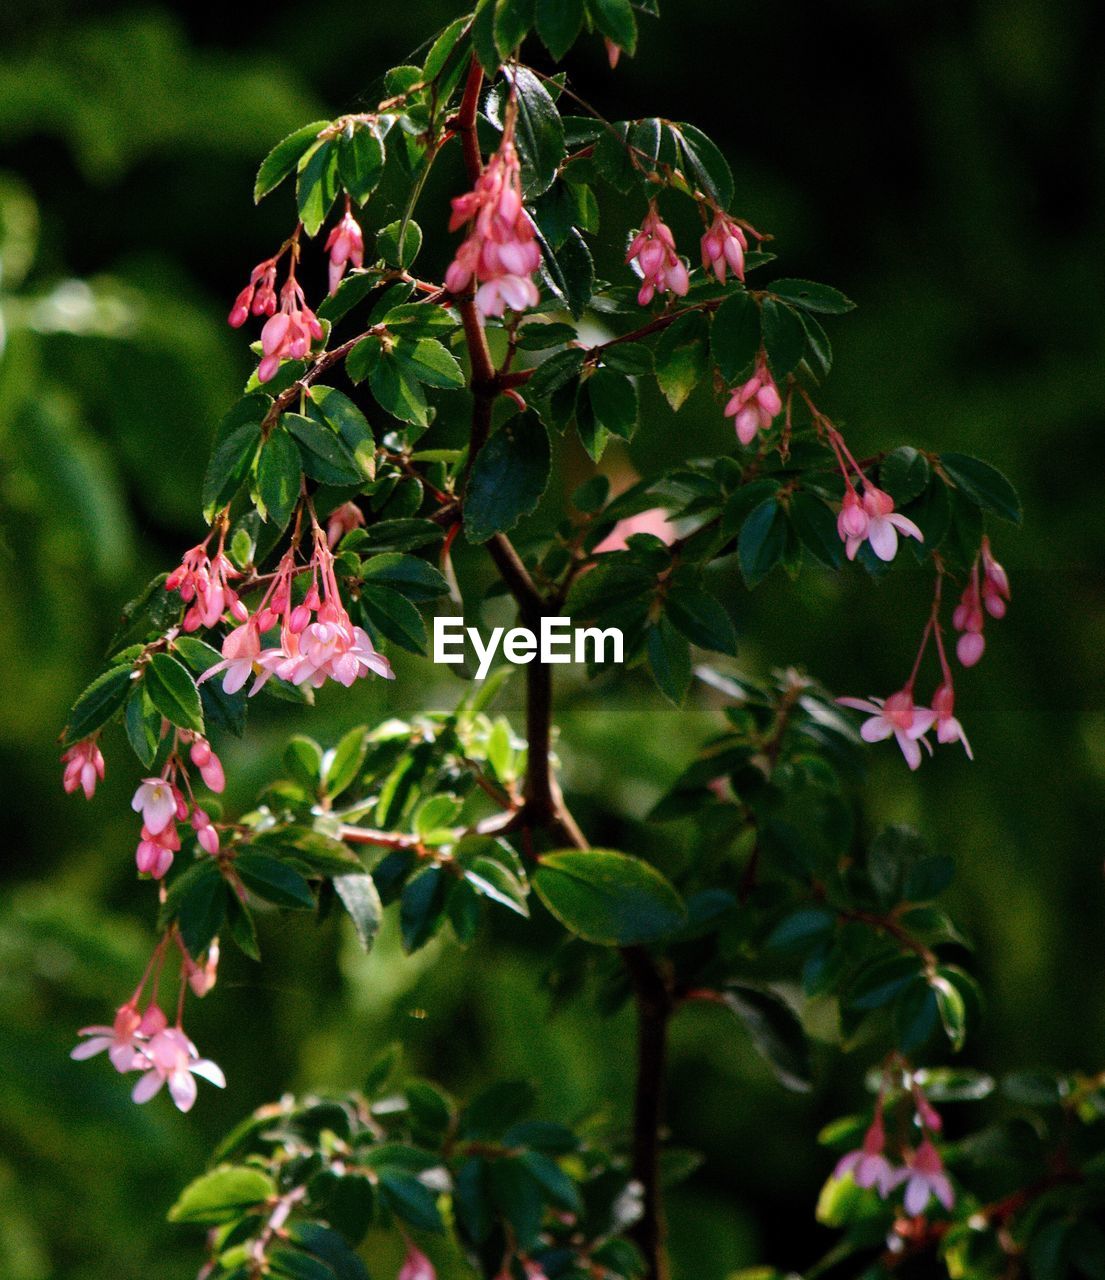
[626,203,690,306]
[893,1139,954,1217]
[980,537,1010,619]
[71,1002,144,1072]
[189,738,225,793]
[592,507,676,555]
[446,124,543,320]
[61,737,105,800]
[837,689,936,771]
[184,941,220,998]
[136,819,180,879]
[700,210,748,285]
[228,258,277,328]
[398,1243,436,1280]
[131,778,177,835]
[199,622,261,695]
[326,501,365,549]
[131,1026,226,1113]
[724,360,782,446]
[166,542,248,632]
[931,683,972,760]
[257,277,323,383]
[191,808,220,855]
[604,37,623,68]
[839,485,923,563]
[833,1114,897,1198]
[325,209,365,294]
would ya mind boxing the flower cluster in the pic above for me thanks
[837,483,923,564]
[61,737,104,800]
[953,536,1009,667]
[700,209,748,285]
[325,205,365,294]
[445,120,542,319]
[724,358,782,445]
[256,277,324,383]
[166,534,248,632]
[227,257,278,328]
[626,202,690,306]
[131,732,224,879]
[202,524,393,697]
[834,1082,954,1218]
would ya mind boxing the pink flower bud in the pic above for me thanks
[957,631,985,667]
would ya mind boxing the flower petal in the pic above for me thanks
[131,1069,164,1104]
[861,716,895,743]
[867,517,899,562]
[896,730,923,770]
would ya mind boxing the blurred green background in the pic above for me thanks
[1,1,1102,1277]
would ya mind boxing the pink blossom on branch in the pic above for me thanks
[397,1242,436,1280]
[166,540,248,632]
[837,689,936,771]
[931,682,973,760]
[228,258,277,328]
[724,360,782,446]
[325,208,365,294]
[893,1138,954,1217]
[700,210,748,285]
[839,484,924,563]
[626,203,690,306]
[445,120,542,320]
[61,737,105,800]
[257,277,324,383]
[833,1112,898,1198]
[130,1026,226,1113]
[326,500,366,549]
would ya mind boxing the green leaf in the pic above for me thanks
[360,584,427,654]
[354,343,430,427]
[769,278,856,315]
[533,848,686,946]
[64,662,133,743]
[254,826,362,875]
[360,552,449,601]
[489,1158,543,1248]
[647,617,692,704]
[400,865,448,951]
[398,338,465,389]
[527,348,586,402]
[235,853,316,910]
[202,394,269,519]
[664,583,737,654]
[145,652,204,734]
[587,0,637,54]
[931,970,967,1052]
[673,122,733,208]
[285,735,324,790]
[462,1081,537,1141]
[465,411,550,543]
[338,124,386,205]
[169,1165,276,1225]
[536,0,584,57]
[323,725,368,798]
[654,311,709,411]
[495,0,536,57]
[880,446,931,505]
[760,298,807,379]
[174,861,228,959]
[585,367,639,441]
[520,1151,581,1213]
[377,1170,443,1233]
[940,453,1022,524]
[539,226,594,319]
[463,855,530,917]
[721,983,812,1093]
[377,219,423,269]
[711,291,761,383]
[255,121,329,202]
[789,492,843,569]
[256,426,302,528]
[284,412,365,486]
[307,386,376,480]
[124,684,161,765]
[504,66,565,197]
[297,139,340,237]
[334,874,384,950]
[738,498,788,588]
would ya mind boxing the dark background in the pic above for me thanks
[1,1,1103,1277]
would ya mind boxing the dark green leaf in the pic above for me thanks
[664,583,737,654]
[360,552,449,601]
[235,853,316,910]
[338,124,386,205]
[769,278,856,315]
[377,1170,443,1233]
[880,446,931,505]
[334,874,384,950]
[399,865,447,951]
[760,298,807,379]
[585,367,638,440]
[124,684,161,765]
[533,848,686,946]
[465,411,550,543]
[789,491,843,569]
[721,983,812,1093]
[673,122,733,208]
[539,227,594,319]
[64,663,133,743]
[654,311,709,411]
[256,426,302,528]
[587,0,637,54]
[647,616,692,704]
[145,652,204,734]
[175,861,228,959]
[537,0,585,58]
[738,498,788,587]
[940,453,1022,524]
[377,219,423,269]
[169,1166,276,1225]
[284,412,365,486]
[202,394,269,519]
[297,139,340,237]
[360,584,427,654]
[711,291,761,383]
[255,121,328,202]
[504,65,565,197]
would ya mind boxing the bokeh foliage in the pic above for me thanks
[1,1,1102,1277]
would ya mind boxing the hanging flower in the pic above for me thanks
[893,1139,954,1217]
[837,689,936,770]
[626,202,690,305]
[61,738,105,800]
[700,209,748,284]
[130,1026,226,1114]
[724,360,782,445]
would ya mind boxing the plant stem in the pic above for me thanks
[451,58,670,1277]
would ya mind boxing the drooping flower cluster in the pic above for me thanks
[202,524,393,697]
[131,731,225,879]
[724,358,782,445]
[626,202,690,306]
[700,209,748,285]
[326,499,366,549]
[833,1079,954,1218]
[325,206,365,294]
[445,119,542,319]
[166,535,248,632]
[256,277,324,383]
[837,483,924,563]
[61,737,105,800]
[952,536,1009,667]
[227,257,278,328]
